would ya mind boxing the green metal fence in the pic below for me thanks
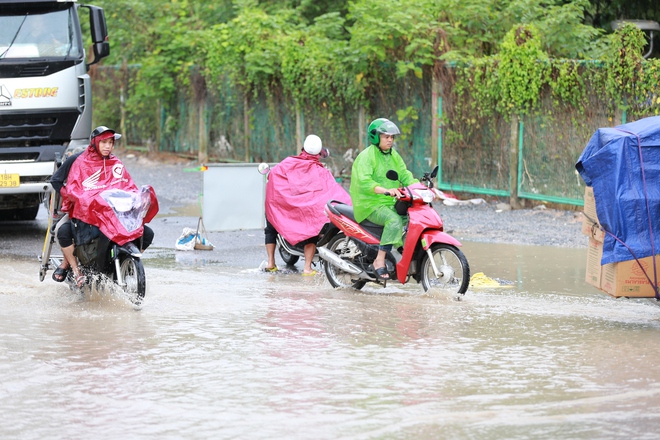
[91,64,656,207]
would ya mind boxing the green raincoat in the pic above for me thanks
[349,145,418,223]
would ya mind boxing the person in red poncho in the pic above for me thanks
[264,134,351,275]
[49,126,158,287]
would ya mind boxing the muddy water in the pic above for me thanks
[2,241,660,439]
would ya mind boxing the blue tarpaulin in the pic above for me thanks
[576,116,660,265]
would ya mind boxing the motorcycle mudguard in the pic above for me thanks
[420,230,462,249]
[316,224,340,247]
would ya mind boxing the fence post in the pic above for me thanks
[431,76,439,170]
[198,99,208,163]
[358,106,366,151]
[509,114,523,209]
[153,100,162,153]
[244,93,250,162]
[296,102,304,152]
[120,60,127,146]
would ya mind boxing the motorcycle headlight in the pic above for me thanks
[414,189,435,203]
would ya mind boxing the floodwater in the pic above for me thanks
[2,241,660,439]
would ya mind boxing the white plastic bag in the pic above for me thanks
[175,227,198,251]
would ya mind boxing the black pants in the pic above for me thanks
[265,219,318,247]
[57,219,154,250]
[264,219,278,245]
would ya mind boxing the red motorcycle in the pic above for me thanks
[317,167,470,295]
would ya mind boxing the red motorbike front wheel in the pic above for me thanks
[420,244,470,295]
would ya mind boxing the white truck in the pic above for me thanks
[0,0,109,220]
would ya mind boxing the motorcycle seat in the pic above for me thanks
[333,202,383,236]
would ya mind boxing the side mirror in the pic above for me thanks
[320,148,330,159]
[430,166,438,179]
[84,5,110,67]
[386,170,399,181]
[91,42,110,64]
[258,163,270,175]
[88,6,108,44]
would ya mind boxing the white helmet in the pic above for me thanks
[303,134,322,155]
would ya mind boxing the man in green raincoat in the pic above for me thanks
[350,118,418,280]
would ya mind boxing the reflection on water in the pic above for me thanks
[1,240,660,439]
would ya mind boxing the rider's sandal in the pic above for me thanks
[374,266,390,281]
[52,266,69,283]
[263,266,278,273]
[74,273,86,288]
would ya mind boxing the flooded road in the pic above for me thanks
[2,240,660,439]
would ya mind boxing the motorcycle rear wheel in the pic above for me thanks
[278,243,300,266]
[118,255,146,304]
[324,233,366,290]
[420,244,470,295]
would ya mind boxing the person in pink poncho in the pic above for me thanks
[50,126,158,287]
[264,134,351,275]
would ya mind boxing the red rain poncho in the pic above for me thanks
[60,143,158,245]
[265,151,351,245]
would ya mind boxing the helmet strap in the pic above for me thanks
[377,146,392,155]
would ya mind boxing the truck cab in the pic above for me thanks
[0,0,109,220]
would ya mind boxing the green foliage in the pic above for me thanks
[280,18,365,112]
[434,0,606,61]
[89,0,660,154]
[395,106,419,140]
[348,0,443,80]
[601,23,651,113]
[501,0,605,59]
[461,57,500,118]
[497,25,548,116]
[203,7,299,92]
[547,60,586,110]
[455,25,549,120]
[454,20,659,126]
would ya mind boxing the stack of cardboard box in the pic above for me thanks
[583,186,660,298]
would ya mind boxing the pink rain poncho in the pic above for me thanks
[61,143,158,245]
[265,151,351,245]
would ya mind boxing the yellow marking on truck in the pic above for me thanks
[0,173,20,187]
[13,87,59,98]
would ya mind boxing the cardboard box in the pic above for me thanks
[601,254,660,298]
[585,238,603,288]
[586,238,660,298]
[581,186,604,242]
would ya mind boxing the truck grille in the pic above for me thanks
[0,152,40,161]
[17,65,51,77]
[0,110,80,147]
[0,60,77,78]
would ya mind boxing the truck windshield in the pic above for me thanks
[0,9,81,59]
